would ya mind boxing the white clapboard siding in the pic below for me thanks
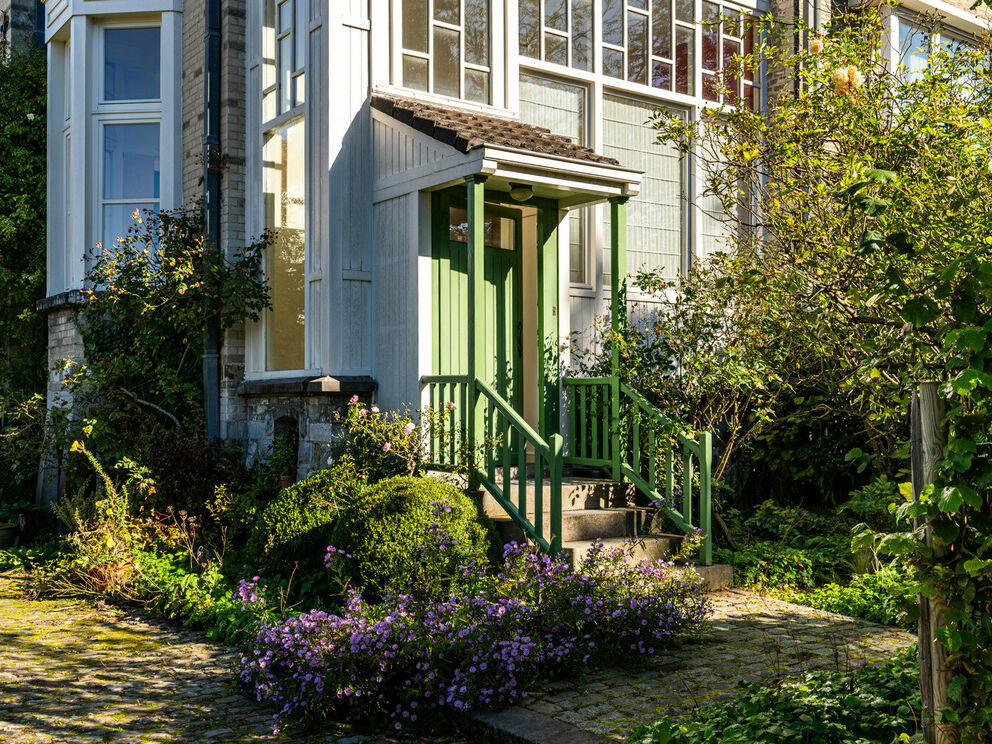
[373,194,421,411]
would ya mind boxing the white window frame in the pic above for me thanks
[246,0,315,379]
[512,0,764,301]
[387,0,509,111]
[886,9,980,79]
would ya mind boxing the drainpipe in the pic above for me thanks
[203,0,222,442]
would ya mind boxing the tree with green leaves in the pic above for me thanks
[647,6,991,738]
[0,43,47,394]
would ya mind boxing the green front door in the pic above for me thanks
[432,189,523,410]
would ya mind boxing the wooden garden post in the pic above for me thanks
[609,196,628,483]
[913,382,952,744]
[537,204,561,439]
[465,174,487,485]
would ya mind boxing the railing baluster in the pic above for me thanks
[502,414,511,508]
[591,386,599,462]
[602,384,610,461]
[579,385,588,460]
[683,448,694,524]
[568,384,576,460]
[633,406,641,473]
[665,442,674,505]
[648,427,657,492]
[534,454,544,543]
[518,435,527,516]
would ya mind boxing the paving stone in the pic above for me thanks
[0,576,458,744]
[506,588,916,743]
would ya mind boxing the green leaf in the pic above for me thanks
[947,674,966,702]
[936,486,965,512]
[900,296,939,327]
[865,168,899,183]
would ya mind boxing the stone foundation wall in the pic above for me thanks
[0,0,39,50]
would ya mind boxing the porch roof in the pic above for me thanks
[371,94,642,207]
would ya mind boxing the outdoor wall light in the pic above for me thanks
[509,183,533,202]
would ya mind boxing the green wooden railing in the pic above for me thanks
[421,375,563,553]
[423,374,711,564]
[564,378,713,565]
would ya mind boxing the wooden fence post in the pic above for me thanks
[913,382,952,744]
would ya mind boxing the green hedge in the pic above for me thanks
[245,469,357,577]
[331,475,494,601]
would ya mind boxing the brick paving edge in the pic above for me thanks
[466,708,613,744]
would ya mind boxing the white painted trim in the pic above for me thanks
[894,0,991,35]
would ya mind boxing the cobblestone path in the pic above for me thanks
[0,577,462,744]
[518,589,917,742]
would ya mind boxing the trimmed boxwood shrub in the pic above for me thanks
[331,475,493,601]
[245,469,357,576]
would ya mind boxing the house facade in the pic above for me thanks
[38,0,991,496]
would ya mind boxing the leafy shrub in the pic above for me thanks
[237,541,710,732]
[0,394,46,507]
[132,550,277,645]
[715,542,816,590]
[331,397,425,483]
[627,647,921,744]
[245,469,356,578]
[777,567,918,630]
[330,475,493,601]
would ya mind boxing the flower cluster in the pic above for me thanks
[237,540,710,732]
[324,545,353,567]
[234,576,267,612]
[831,64,864,97]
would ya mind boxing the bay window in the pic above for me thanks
[257,0,307,372]
[97,25,163,250]
[894,14,975,84]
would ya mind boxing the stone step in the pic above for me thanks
[561,534,684,570]
[489,507,650,544]
[478,477,636,518]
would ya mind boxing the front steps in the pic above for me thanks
[430,471,732,589]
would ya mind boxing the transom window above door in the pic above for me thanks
[400,0,492,104]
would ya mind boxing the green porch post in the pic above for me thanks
[466,174,488,484]
[537,204,561,440]
[609,196,628,483]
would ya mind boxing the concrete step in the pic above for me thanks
[479,477,636,518]
[561,534,684,570]
[489,507,651,544]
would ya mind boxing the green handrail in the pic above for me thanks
[563,376,714,565]
[421,375,563,555]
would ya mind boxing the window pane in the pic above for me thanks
[449,207,515,250]
[629,0,647,8]
[723,38,741,103]
[104,27,161,101]
[603,47,624,78]
[702,73,720,101]
[627,11,648,84]
[465,69,490,103]
[435,0,460,24]
[702,2,719,71]
[403,0,429,52]
[569,211,585,284]
[653,60,672,89]
[263,89,277,121]
[465,0,490,66]
[546,0,567,32]
[102,203,157,249]
[295,72,306,106]
[743,16,755,81]
[103,124,160,200]
[403,55,430,91]
[295,0,307,70]
[546,33,568,65]
[279,35,293,112]
[278,0,293,33]
[653,0,672,58]
[433,26,461,97]
[675,0,693,23]
[263,118,306,371]
[571,0,593,71]
[603,0,623,46]
[899,19,928,82]
[602,95,685,281]
[675,26,693,95]
[263,0,277,88]
[519,0,541,58]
